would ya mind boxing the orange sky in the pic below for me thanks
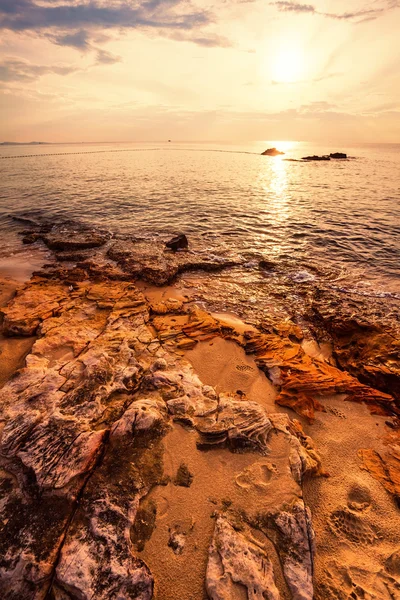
[0,0,399,143]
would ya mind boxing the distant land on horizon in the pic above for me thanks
[0,141,52,146]
[1,140,399,148]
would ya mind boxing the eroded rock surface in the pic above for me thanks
[206,515,281,600]
[310,288,400,404]
[1,221,399,599]
[0,266,321,598]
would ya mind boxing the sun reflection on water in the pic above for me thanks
[260,154,290,223]
[256,148,292,256]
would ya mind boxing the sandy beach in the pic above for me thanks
[0,220,399,599]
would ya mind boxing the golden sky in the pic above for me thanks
[0,0,399,142]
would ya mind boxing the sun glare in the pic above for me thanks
[266,140,299,153]
[271,45,304,83]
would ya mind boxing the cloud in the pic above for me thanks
[271,72,342,85]
[167,31,232,47]
[95,49,121,65]
[0,57,78,82]
[0,0,211,33]
[0,0,231,55]
[271,0,399,22]
[272,2,315,13]
[53,29,91,50]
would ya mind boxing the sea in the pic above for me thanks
[0,141,399,301]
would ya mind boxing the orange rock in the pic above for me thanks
[276,392,326,423]
[359,425,400,503]
[151,310,396,422]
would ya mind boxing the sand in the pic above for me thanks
[303,394,400,596]
[0,249,49,283]
[186,336,277,410]
[0,277,36,387]
[138,423,295,600]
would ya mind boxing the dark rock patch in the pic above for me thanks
[174,463,194,487]
[165,234,188,252]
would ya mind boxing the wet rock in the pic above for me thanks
[42,229,110,251]
[1,280,70,336]
[165,233,188,252]
[302,155,331,161]
[55,251,90,262]
[330,152,347,159]
[107,239,239,285]
[309,289,400,404]
[23,222,111,252]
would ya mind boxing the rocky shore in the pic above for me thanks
[0,221,399,599]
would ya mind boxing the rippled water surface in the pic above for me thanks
[0,141,399,291]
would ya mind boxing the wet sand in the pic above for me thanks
[0,277,36,387]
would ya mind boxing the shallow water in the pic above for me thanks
[0,140,399,293]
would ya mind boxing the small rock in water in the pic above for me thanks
[302,155,331,161]
[165,234,188,252]
[330,152,347,159]
[261,147,285,156]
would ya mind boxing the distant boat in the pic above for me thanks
[261,147,285,156]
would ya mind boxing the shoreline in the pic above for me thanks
[0,221,399,599]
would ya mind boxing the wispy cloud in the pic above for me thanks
[272,2,315,14]
[0,52,120,83]
[271,72,343,85]
[95,49,121,65]
[271,0,400,22]
[0,57,78,82]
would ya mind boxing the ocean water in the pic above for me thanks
[0,141,399,293]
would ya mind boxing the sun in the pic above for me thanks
[271,45,304,83]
